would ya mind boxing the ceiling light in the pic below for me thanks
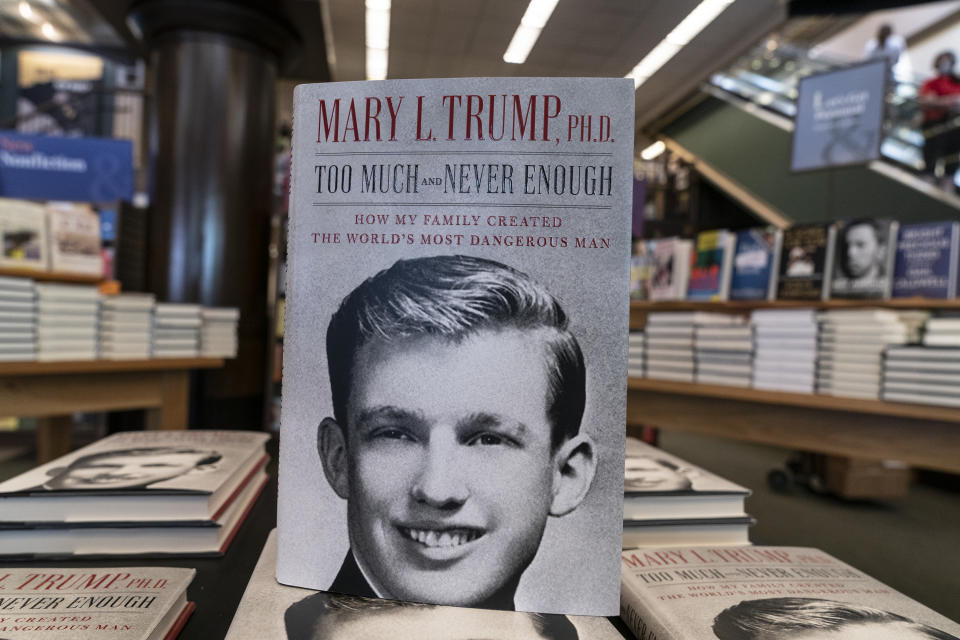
[18,1,36,21]
[640,141,666,161]
[503,0,559,64]
[626,0,735,89]
[41,22,59,40]
[365,0,390,80]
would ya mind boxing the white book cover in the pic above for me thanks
[0,566,195,640]
[621,546,960,640]
[102,294,156,312]
[154,303,202,316]
[226,530,626,640]
[201,307,240,321]
[695,373,752,387]
[46,202,102,276]
[0,275,35,290]
[0,198,48,271]
[278,78,633,616]
[35,283,100,301]
[884,390,960,407]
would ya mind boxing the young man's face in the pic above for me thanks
[845,224,881,278]
[317,607,568,640]
[340,329,562,606]
[787,621,944,640]
[624,457,692,492]
[46,450,211,490]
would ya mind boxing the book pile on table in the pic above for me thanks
[694,323,753,387]
[628,330,645,378]
[0,276,36,363]
[883,345,960,407]
[226,530,627,639]
[0,565,196,640]
[622,437,752,549]
[923,313,960,347]
[35,282,100,362]
[646,312,741,382]
[751,309,818,393]
[620,545,960,640]
[816,309,908,399]
[100,293,155,360]
[0,430,269,559]
[154,303,202,358]
[201,307,240,358]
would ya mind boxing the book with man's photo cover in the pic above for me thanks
[828,218,899,299]
[279,78,633,615]
[0,430,269,525]
[0,565,195,640]
[621,546,960,640]
[226,530,629,640]
[776,223,836,301]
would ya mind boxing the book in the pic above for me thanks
[47,202,102,276]
[630,239,654,300]
[776,223,836,300]
[828,218,898,299]
[623,518,753,548]
[620,546,960,640]
[278,78,633,615]
[0,198,47,271]
[729,227,782,301]
[0,566,195,640]
[227,529,627,639]
[650,238,693,300]
[687,229,736,301]
[0,430,269,523]
[892,221,960,299]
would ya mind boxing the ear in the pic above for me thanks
[549,434,597,517]
[318,417,350,500]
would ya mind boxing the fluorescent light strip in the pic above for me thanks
[365,0,390,80]
[626,0,735,89]
[503,0,559,64]
[640,140,666,161]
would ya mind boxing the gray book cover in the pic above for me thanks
[278,77,633,615]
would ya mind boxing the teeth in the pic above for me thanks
[403,527,480,547]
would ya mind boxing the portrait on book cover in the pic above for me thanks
[279,253,627,616]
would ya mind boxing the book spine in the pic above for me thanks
[620,573,676,640]
[952,223,959,299]
[767,229,783,301]
[884,221,898,299]
[822,224,837,301]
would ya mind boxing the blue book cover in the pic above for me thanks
[730,228,780,301]
[892,222,959,299]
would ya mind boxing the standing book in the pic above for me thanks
[621,546,960,640]
[892,221,960,299]
[0,566,195,639]
[828,218,898,299]
[0,197,47,271]
[46,201,102,276]
[687,229,736,301]
[776,222,836,301]
[729,227,782,301]
[278,78,633,615]
[649,237,693,301]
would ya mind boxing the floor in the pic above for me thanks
[658,429,960,623]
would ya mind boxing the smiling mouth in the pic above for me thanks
[398,526,484,548]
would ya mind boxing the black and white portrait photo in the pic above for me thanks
[624,438,749,495]
[831,219,896,297]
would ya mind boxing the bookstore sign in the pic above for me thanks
[0,130,133,202]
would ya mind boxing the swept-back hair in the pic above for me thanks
[326,255,586,449]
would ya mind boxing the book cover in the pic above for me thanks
[0,430,268,523]
[892,221,960,299]
[630,239,653,300]
[777,223,835,301]
[688,230,735,301]
[0,566,194,639]
[650,238,692,300]
[46,202,102,276]
[227,530,627,639]
[729,227,781,301]
[277,78,633,615]
[828,218,898,299]
[0,198,47,271]
[621,546,960,640]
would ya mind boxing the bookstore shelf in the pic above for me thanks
[0,266,103,283]
[627,377,960,474]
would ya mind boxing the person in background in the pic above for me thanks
[863,23,905,74]
[919,50,960,189]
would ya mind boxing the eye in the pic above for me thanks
[468,433,507,446]
[370,427,416,442]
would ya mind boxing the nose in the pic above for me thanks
[410,440,469,510]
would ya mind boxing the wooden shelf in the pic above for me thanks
[627,378,960,474]
[0,357,225,377]
[0,267,103,284]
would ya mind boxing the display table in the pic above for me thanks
[0,358,225,462]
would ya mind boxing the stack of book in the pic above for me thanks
[646,312,741,382]
[623,437,752,549]
[817,309,907,399]
[35,283,100,361]
[883,345,960,407]
[201,307,240,358]
[0,275,36,362]
[694,323,753,387]
[923,313,960,347]
[621,545,960,640]
[628,330,645,378]
[0,430,269,558]
[751,309,819,393]
[154,303,202,358]
[100,293,155,360]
